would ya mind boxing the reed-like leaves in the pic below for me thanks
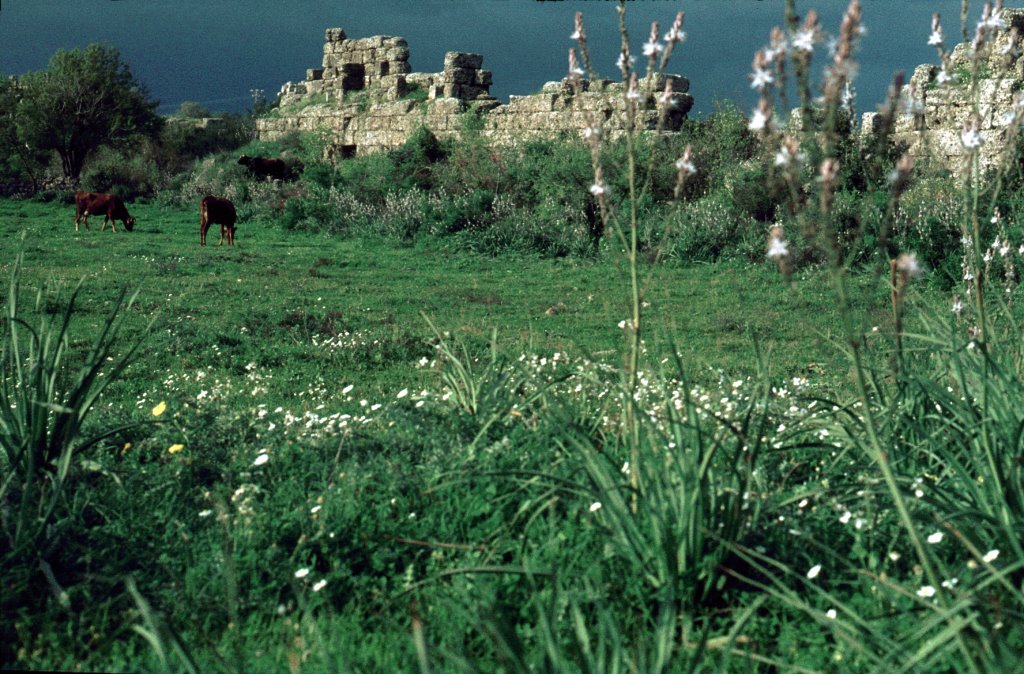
[0,254,149,568]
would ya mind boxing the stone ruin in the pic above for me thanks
[260,15,1024,176]
[259,27,694,157]
[861,8,1024,177]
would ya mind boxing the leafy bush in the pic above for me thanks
[80,145,163,201]
[893,175,964,286]
[662,189,748,262]
[388,126,447,191]
[158,114,253,173]
[726,160,781,224]
[423,188,495,235]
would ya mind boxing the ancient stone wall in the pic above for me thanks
[861,9,1024,177]
[259,27,694,157]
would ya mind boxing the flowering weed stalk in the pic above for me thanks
[749,1,1024,668]
[571,2,695,509]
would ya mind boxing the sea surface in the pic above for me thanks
[0,1,996,118]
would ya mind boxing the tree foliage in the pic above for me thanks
[0,78,49,193]
[15,44,161,181]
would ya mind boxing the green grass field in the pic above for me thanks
[4,197,1020,673]
[0,198,896,404]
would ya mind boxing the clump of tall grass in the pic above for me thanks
[0,253,149,631]
[724,0,1024,670]
[413,0,1024,670]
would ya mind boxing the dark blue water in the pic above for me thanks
[0,1,990,118]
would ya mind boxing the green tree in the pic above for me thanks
[172,100,210,119]
[0,78,49,192]
[15,44,161,181]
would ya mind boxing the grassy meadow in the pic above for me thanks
[0,198,884,400]
[2,193,1016,673]
[5,1,1024,671]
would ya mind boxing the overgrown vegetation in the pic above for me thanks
[4,0,1024,671]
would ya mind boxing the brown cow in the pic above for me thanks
[74,192,135,232]
[238,155,286,181]
[200,195,237,246]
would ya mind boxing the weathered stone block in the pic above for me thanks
[979,79,1015,106]
[472,99,502,114]
[445,68,476,85]
[377,99,418,115]
[642,73,689,94]
[428,98,464,115]
[461,86,491,100]
[386,47,411,62]
[444,52,484,70]
[325,28,346,43]
[307,68,324,81]
[506,94,555,113]
[893,112,925,134]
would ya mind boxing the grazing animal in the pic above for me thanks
[238,155,286,181]
[74,192,135,232]
[200,195,237,246]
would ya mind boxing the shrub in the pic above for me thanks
[423,188,495,235]
[676,101,760,197]
[163,154,251,207]
[388,126,447,191]
[661,189,760,262]
[159,114,253,172]
[893,175,964,286]
[80,144,163,201]
[727,160,781,224]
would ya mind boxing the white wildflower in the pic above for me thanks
[749,108,769,132]
[792,29,816,52]
[961,126,984,150]
[896,252,922,277]
[675,156,697,174]
[751,67,774,90]
[642,40,663,57]
[767,236,789,259]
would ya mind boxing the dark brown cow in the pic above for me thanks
[200,195,237,246]
[238,155,286,181]
[74,192,135,232]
